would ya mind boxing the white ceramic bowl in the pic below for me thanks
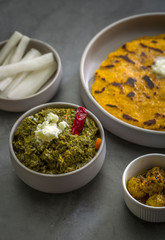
[0,39,62,112]
[9,102,106,193]
[122,153,165,222]
[80,12,165,148]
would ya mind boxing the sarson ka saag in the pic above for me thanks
[12,107,102,174]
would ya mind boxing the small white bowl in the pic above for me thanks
[0,39,62,112]
[122,153,165,222]
[80,12,165,148]
[9,102,106,193]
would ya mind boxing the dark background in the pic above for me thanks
[1,0,165,239]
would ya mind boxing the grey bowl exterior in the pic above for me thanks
[122,153,165,222]
[80,13,165,148]
[0,39,62,112]
[9,102,106,193]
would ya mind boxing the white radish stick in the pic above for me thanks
[0,31,23,65]
[20,48,41,61]
[10,35,30,63]
[0,36,30,91]
[2,47,16,65]
[1,48,41,97]
[0,47,16,87]
[0,47,16,85]
[0,52,55,78]
[8,62,56,99]
[0,77,12,91]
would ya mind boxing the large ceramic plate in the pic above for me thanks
[80,13,165,148]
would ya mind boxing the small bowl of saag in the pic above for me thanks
[9,102,106,193]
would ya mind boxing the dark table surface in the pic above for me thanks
[1,0,165,239]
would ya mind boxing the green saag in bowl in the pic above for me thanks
[13,107,100,174]
[9,102,106,193]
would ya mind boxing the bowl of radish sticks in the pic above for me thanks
[0,31,62,112]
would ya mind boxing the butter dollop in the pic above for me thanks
[35,112,69,142]
[152,57,165,77]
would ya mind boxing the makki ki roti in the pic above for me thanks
[92,33,165,130]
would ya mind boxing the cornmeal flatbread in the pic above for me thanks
[92,34,165,130]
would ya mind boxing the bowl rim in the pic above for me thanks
[122,153,165,210]
[80,12,165,135]
[0,38,62,101]
[9,102,105,178]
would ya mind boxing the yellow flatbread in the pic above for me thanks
[92,34,165,130]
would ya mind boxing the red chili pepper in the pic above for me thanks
[71,106,87,135]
